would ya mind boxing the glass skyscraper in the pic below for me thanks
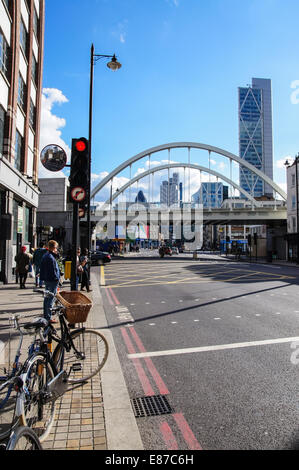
[160,172,180,205]
[238,78,273,198]
[192,182,227,208]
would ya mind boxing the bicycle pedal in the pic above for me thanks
[71,363,82,372]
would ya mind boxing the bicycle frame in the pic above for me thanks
[0,316,24,410]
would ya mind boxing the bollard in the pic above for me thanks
[64,261,71,280]
[193,251,198,260]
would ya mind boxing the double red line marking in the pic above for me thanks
[105,286,202,450]
[121,325,202,451]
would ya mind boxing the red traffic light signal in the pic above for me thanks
[69,137,89,200]
[75,140,87,152]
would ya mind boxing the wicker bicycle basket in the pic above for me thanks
[56,291,92,323]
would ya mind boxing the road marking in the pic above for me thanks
[100,265,105,286]
[109,287,120,305]
[104,288,114,306]
[214,317,221,320]
[173,413,202,450]
[127,336,299,359]
[121,327,154,396]
[129,327,169,395]
[160,422,179,450]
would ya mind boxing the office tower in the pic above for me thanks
[0,0,45,283]
[238,78,273,198]
[160,172,179,205]
[192,182,226,208]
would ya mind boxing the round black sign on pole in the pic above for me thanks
[40,144,67,172]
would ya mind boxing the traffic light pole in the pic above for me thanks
[71,203,79,290]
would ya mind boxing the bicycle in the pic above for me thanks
[44,290,109,384]
[0,315,59,444]
[0,315,26,441]
[5,426,42,450]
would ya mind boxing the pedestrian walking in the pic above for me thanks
[32,242,47,288]
[15,246,32,289]
[80,248,92,292]
[40,240,60,323]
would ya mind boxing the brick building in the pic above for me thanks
[0,0,44,283]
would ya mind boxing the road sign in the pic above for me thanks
[70,187,86,202]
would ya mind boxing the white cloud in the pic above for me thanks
[39,88,70,179]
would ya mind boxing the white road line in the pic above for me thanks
[128,336,299,359]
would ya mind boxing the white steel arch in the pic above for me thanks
[91,142,286,201]
[106,163,260,207]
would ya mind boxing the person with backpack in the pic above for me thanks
[15,246,32,289]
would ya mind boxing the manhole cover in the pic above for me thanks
[131,395,173,418]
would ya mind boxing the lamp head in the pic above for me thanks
[107,55,122,71]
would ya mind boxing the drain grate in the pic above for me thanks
[131,395,173,418]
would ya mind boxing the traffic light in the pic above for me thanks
[226,236,230,243]
[69,138,89,201]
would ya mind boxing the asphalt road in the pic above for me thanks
[99,253,299,450]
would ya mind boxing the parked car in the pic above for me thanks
[159,246,172,258]
[91,251,111,265]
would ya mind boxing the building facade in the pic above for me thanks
[36,177,73,254]
[285,159,299,261]
[160,172,180,206]
[192,182,228,208]
[238,78,273,198]
[0,0,44,283]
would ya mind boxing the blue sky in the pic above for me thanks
[40,0,299,201]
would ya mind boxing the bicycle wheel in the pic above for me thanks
[53,329,108,384]
[6,426,43,450]
[19,354,56,443]
[0,380,19,441]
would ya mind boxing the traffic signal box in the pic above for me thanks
[69,138,89,202]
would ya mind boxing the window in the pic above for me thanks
[292,195,296,210]
[33,8,39,39]
[0,29,9,78]
[31,54,38,84]
[18,74,26,110]
[15,130,23,171]
[20,19,27,56]
[29,99,36,128]
[24,206,30,242]
[0,106,5,156]
[292,174,295,186]
[3,0,12,15]
[292,216,297,233]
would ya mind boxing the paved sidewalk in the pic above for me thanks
[0,274,143,451]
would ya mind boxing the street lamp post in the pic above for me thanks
[87,44,121,274]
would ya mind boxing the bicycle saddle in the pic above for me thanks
[23,317,49,330]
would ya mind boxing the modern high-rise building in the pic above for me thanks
[0,0,45,283]
[238,78,273,198]
[160,172,180,205]
[192,182,227,208]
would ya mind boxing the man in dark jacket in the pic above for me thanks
[40,240,60,323]
[33,242,47,288]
